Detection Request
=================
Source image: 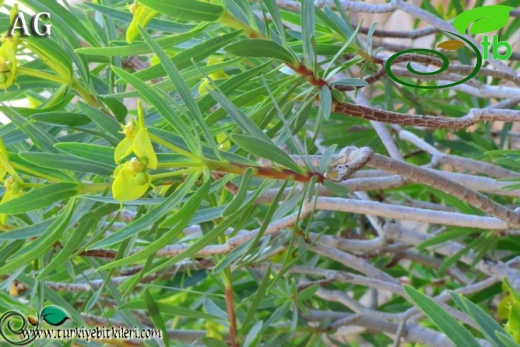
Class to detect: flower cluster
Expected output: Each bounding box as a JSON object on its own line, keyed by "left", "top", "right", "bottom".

{"left": 0, "top": 137, "right": 22, "bottom": 225}
{"left": 126, "top": 1, "right": 158, "bottom": 44}
{"left": 112, "top": 100, "right": 157, "bottom": 201}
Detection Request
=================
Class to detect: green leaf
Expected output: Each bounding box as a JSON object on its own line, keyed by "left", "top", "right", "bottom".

{"left": 0, "top": 183, "right": 79, "bottom": 214}
{"left": 242, "top": 265, "right": 272, "bottom": 330}
{"left": 85, "top": 3, "right": 196, "bottom": 33}
{"left": 403, "top": 286, "right": 481, "bottom": 347}
{"left": 439, "top": 234, "right": 487, "bottom": 273}
{"left": 120, "top": 301, "right": 219, "bottom": 320}
{"left": 450, "top": 292, "right": 508, "bottom": 347}
{"left": 24, "top": 36, "right": 73, "bottom": 78}
{"left": 417, "top": 229, "right": 476, "bottom": 250}
{"left": 19, "top": 152, "right": 114, "bottom": 176}
{"left": 330, "top": 79, "right": 369, "bottom": 88}
{"left": 149, "top": 205, "right": 243, "bottom": 274}
{"left": 138, "top": 0, "right": 224, "bottom": 22}
{"left": 201, "top": 337, "right": 228, "bottom": 347}
{"left": 244, "top": 321, "right": 263, "bottom": 347}
{"left": 231, "top": 134, "right": 305, "bottom": 174}
{"left": 320, "top": 85, "right": 332, "bottom": 120}
{"left": 31, "top": 112, "right": 91, "bottom": 127}
{"left": 41, "top": 306, "right": 70, "bottom": 326}
{"left": 36, "top": 219, "right": 95, "bottom": 280}
{"left": 77, "top": 102, "right": 122, "bottom": 144}
{"left": 264, "top": 0, "right": 287, "bottom": 46}
{"left": 205, "top": 88, "right": 270, "bottom": 142}
{"left": 0, "top": 218, "right": 56, "bottom": 241}
{"left": 224, "top": 39, "right": 296, "bottom": 63}
{"left": 139, "top": 26, "right": 218, "bottom": 155}
{"left": 131, "top": 31, "right": 241, "bottom": 82}
{"left": 9, "top": 153, "right": 75, "bottom": 182}
{"left": 76, "top": 24, "right": 208, "bottom": 57}
{"left": 18, "top": 274, "right": 86, "bottom": 326}
{"left": 496, "top": 332, "right": 520, "bottom": 347}
{"left": 222, "top": 167, "right": 253, "bottom": 216}
{"left": 301, "top": 0, "right": 316, "bottom": 68}
{"left": 54, "top": 143, "right": 116, "bottom": 167}
{"left": 144, "top": 290, "right": 170, "bottom": 347}
{"left": 0, "top": 199, "right": 76, "bottom": 276}
{"left": 2, "top": 106, "right": 57, "bottom": 153}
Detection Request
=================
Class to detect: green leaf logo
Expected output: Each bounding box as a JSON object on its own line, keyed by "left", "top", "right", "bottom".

{"left": 41, "top": 306, "right": 69, "bottom": 326}
{"left": 453, "top": 5, "right": 514, "bottom": 35}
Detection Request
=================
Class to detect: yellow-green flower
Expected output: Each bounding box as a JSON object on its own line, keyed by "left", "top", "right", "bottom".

{"left": 0, "top": 136, "right": 18, "bottom": 182}
{"left": 126, "top": 1, "right": 158, "bottom": 44}
{"left": 112, "top": 157, "right": 151, "bottom": 201}
{"left": 0, "top": 4, "right": 21, "bottom": 89}
{"left": 112, "top": 100, "right": 157, "bottom": 201}
{"left": 114, "top": 116, "right": 157, "bottom": 169}
{"left": 132, "top": 124, "right": 157, "bottom": 169}
{"left": 0, "top": 176, "right": 23, "bottom": 224}
{"left": 0, "top": 30, "right": 19, "bottom": 90}
{"left": 114, "top": 119, "right": 139, "bottom": 163}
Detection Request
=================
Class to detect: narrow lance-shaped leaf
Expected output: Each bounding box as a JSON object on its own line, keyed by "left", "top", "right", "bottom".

{"left": 320, "top": 85, "right": 332, "bottom": 121}
{"left": 205, "top": 88, "right": 270, "bottom": 142}
{"left": 450, "top": 292, "right": 508, "bottom": 347}
{"left": 138, "top": 0, "right": 224, "bottom": 22}
{"left": 144, "top": 290, "right": 170, "bottom": 347}
{"left": 222, "top": 167, "right": 253, "bottom": 216}
{"left": 75, "top": 23, "right": 208, "bottom": 57}
{"left": 0, "top": 198, "right": 76, "bottom": 276}
{"left": 54, "top": 143, "right": 115, "bottom": 167}
{"left": 131, "top": 31, "right": 241, "bottom": 82}
{"left": 224, "top": 39, "right": 297, "bottom": 64}
{"left": 301, "top": 0, "right": 316, "bottom": 68}
{"left": 403, "top": 285, "right": 481, "bottom": 347}
{"left": 231, "top": 134, "right": 305, "bottom": 175}
{"left": 0, "top": 183, "right": 79, "bottom": 214}
{"left": 139, "top": 26, "right": 219, "bottom": 156}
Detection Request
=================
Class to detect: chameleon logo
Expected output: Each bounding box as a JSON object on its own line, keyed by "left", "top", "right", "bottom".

{"left": 385, "top": 5, "right": 514, "bottom": 89}
{"left": 0, "top": 306, "right": 69, "bottom": 345}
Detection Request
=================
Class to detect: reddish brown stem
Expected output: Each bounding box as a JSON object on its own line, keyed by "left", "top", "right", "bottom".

{"left": 332, "top": 101, "right": 476, "bottom": 129}
{"left": 225, "top": 285, "right": 239, "bottom": 347}
{"left": 286, "top": 62, "right": 329, "bottom": 88}
{"left": 207, "top": 159, "right": 325, "bottom": 183}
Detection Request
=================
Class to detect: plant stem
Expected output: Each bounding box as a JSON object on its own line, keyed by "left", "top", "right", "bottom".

{"left": 224, "top": 273, "right": 239, "bottom": 347}
{"left": 218, "top": 231, "right": 239, "bottom": 347}
{"left": 203, "top": 159, "right": 325, "bottom": 183}
{"left": 17, "top": 67, "right": 69, "bottom": 84}
{"left": 71, "top": 79, "right": 103, "bottom": 108}
{"left": 149, "top": 134, "right": 201, "bottom": 161}
{"left": 11, "top": 163, "right": 60, "bottom": 182}
{"left": 79, "top": 182, "right": 111, "bottom": 194}
{"left": 219, "top": 11, "right": 264, "bottom": 39}
{"left": 150, "top": 169, "right": 199, "bottom": 179}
